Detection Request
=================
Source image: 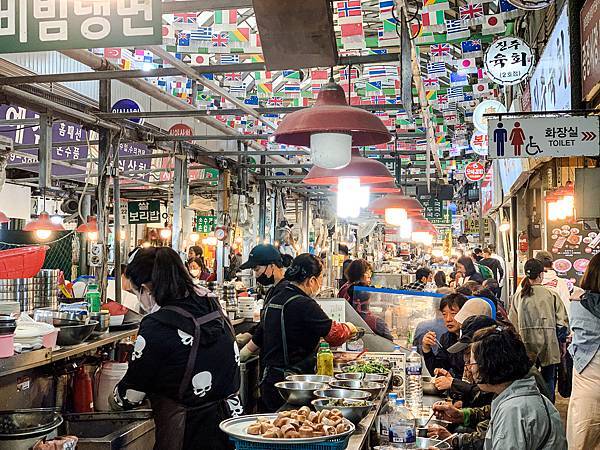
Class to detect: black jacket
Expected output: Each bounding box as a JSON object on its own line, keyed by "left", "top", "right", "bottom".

{"left": 480, "top": 257, "right": 504, "bottom": 281}
{"left": 422, "top": 331, "right": 465, "bottom": 378}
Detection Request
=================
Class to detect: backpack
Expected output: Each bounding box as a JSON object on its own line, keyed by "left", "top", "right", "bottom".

{"left": 476, "top": 263, "right": 494, "bottom": 280}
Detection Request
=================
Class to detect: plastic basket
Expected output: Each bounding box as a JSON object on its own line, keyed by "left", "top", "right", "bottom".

{"left": 0, "top": 246, "right": 48, "bottom": 279}
{"left": 230, "top": 435, "right": 350, "bottom": 450}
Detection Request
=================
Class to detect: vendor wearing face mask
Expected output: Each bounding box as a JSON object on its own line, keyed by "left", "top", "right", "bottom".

{"left": 258, "top": 253, "right": 359, "bottom": 412}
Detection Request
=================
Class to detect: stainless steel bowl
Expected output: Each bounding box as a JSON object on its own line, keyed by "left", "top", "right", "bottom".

{"left": 0, "top": 408, "right": 63, "bottom": 450}
{"left": 312, "top": 389, "right": 371, "bottom": 401}
{"left": 335, "top": 373, "right": 387, "bottom": 383}
{"left": 328, "top": 380, "right": 385, "bottom": 398}
{"left": 285, "top": 374, "right": 332, "bottom": 384}
{"left": 56, "top": 321, "right": 98, "bottom": 346}
{"left": 89, "top": 311, "right": 110, "bottom": 334}
{"left": 422, "top": 376, "right": 444, "bottom": 396}
{"left": 34, "top": 309, "right": 87, "bottom": 327}
{"left": 311, "top": 398, "right": 372, "bottom": 424}
{"left": 274, "top": 381, "right": 328, "bottom": 406}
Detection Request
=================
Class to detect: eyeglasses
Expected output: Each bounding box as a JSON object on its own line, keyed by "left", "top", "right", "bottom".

{"left": 464, "top": 361, "right": 478, "bottom": 368}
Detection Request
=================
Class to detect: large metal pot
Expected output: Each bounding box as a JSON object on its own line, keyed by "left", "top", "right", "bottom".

{"left": 0, "top": 409, "right": 62, "bottom": 450}
{"left": 274, "top": 381, "right": 328, "bottom": 406}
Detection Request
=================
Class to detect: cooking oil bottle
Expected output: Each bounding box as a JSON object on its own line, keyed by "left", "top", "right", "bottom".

{"left": 316, "top": 342, "right": 334, "bottom": 376}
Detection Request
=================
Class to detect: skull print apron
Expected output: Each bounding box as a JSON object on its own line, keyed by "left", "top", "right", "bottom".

{"left": 149, "top": 306, "right": 236, "bottom": 450}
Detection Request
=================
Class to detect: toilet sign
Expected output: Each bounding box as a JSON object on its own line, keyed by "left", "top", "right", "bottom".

{"left": 487, "top": 116, "right": 600, "bottom": 159}
{"left": 465, "top": 161, "right": 486, "bottom": 182}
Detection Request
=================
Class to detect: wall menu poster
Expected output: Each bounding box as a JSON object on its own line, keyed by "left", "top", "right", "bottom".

{"left": 547, "top": 221, "right": 600, "bottom": 284}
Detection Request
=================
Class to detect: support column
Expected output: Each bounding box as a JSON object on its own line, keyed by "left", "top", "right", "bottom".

{"left": 38, "top": 113, "right": 52, "bottom": 191}
{"left": 479, "top": 186, "right": 485, "bottom": 246}
{"left": 258, "top": 156, "right": 267, "bottom": 241}
{"left": 172, "top": 143, "right": 188, "bottom": 253}
{"left": 216, "top": 169, "right": 230, "bottom": 283}
{"left": 112, "top": 135, "right": 122, "bottom": 304}
{"left": 97, "top": 79, "right": 112, "bottom": 302}
{"left": 302, "top": 196, "right": 310, "bottom": 252}
{"left": 511, "top": 196, "right": 518, "bottom": 295}
{"left": 78, "top": 194, "right": 91, "bottom": 276}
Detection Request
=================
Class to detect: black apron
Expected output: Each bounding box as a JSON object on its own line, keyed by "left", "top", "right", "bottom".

{"left": 260, "top": 295, "right": 319, "bottom": 411}
{"left": 149, "top": 306, "right": 235, "bottom": 450}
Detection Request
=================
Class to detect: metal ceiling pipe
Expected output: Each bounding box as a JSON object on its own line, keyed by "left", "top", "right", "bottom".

{"left": 60, "top": 49, "right": 291, "bottom": 165}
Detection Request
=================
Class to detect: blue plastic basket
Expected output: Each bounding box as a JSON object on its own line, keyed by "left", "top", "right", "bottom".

{"left": 230, "top": 435, "right": 351, "bottom": 450}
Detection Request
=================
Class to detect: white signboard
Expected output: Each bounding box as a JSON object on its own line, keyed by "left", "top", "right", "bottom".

{"left": 530, "top": 6, "right": 571, "bottom": 111}
{"left": 484, "top": 37, "right": 534, "bottom": 86}
{"left": 488, "top": 116, "right": 600, "bottom": 159}
{"left": 470, "top": 130, "right": 489, "bottom": 155}
{"left": 474, "top": 100, "right": 507, "bottom": 133}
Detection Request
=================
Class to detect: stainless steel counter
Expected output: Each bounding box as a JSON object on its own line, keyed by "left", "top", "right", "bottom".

{"left": 0, "top": 329, "right": 138, "bottom": 377}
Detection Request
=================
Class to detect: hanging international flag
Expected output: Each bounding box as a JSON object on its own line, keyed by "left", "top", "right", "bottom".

{"left": 427, "top": 61, "right": 446, "bottom": 76}
{"left": 437, "top": 93, "right": 448, "bottom": 104}
{"left": 311, "top": 69, "right": 329, "bottom": 81}
{"left": 455, "top": 123, "right": 467, "bottom": 133}
{"left": 214, "top": 9, "right": 238, "bottom": 31}
{"left": 379, "top": 0, "right": 395, "bottom": 14}
{"left": 212, "top": 32, "right": 229, "bottom": 47}
{"left": 472, "top": 82, "right": 490, "bottom": 95}
{"left": 283, "top": 84, "right": 301, "bottom": 96}
{"left": 423, "top": 76, "right": 440, "bottom": 88}
{"left": 219, "top": 54, "right": 240, "bottom": 64}
{"left": 422, "top": 0, "right": 450, "bottom": 12}
{"left": 190, "top": 27, "right": 213, "bottom": 40}
{"left": 421, "top": 11, "right": 445, "bottom": 29}
{"left": 445, "top": 19, "right": 470, "bottom": 40}
{"left": 482, "top": 14, "right": 505, "bottom": 34}
{"left": 340, "top": 22, "right": 364, "bottom": 38}
{"left": 283, "top": 70, "right": 301, "bottom": 80}
{"left": 448, "top": 86, "right": 464, "bottom": 102}
{"left": 244, "top": 95, "right": 259, "bottom": 105}
{"left": 410, "top": 24, "right": 436, "bottom": 44}
{"left": 336, "top": 1, "right": 363, "bottom": 22}
{"left": 456, "top": 57, "right": 477, "bottom": 73}
{"left": 430, "top": 43, "right": 452, "bottom": 59}
{"left": 426, "top": 90, "right": 439, "bottom": 102}
{"left": 443, "top": 111, "right": 459, "bottom": 125}
{"left": 229, "top": 28, "right": 250, "bottom": 47}
{"left": 188, "top": 54, "right": 210, "bottom": 66}
{"left": 461, "top": 39, "right": 482, "bottom": 56}
{"left": 449, "top": 71, "right": 469, "bottom": 86}
{"left": 229, "top": 83, "right": 247, "bottom": 97}
{"left": 459, "top": 3, "right": 484, "bottom": 22}
{"left": 177, "top": 32, "right": 190, "bottom": 47}
{"left": 267, "top": 97, "right": 284, "bottom": 107}
{"left": 380, "top": 16, "right": 399, "bottom": 38}
{"left": 365, "top": 81, "right": 383, "bottom": 94}
{"left": 498, "top": 0, "right": 520, "bottom": 18}
{"left": 224, "top": 72, "right": 242, "bottom": 83}
{"left": 174, "top": 13, "right": 198, "bottom": 30}
{"left": 340, "top": 67, "right": 359, "bottom": 80}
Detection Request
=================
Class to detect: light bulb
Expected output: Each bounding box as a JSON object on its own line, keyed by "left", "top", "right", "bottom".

{"left": 35, "top": 229, "right": 52, "bottom": 240}
{"left": 358, "top": 185, "right": 370, "bottom": 208}
{"left": 141, "top": 241, "right": 151, "bottom": 248}
{"left": 190, "top": 232, "right": 200, "bottom": 243}
{"left": 337, "top": 177, "right": 361, "bottom": 218}
{"left": 160, "top": 228, "right": 172, "bottom": 240}
{"left": 499, "top": 222, "right": 511, "bottom": 232}
{"left": 87, "top": 231, "right": 98, "bottom": 241}
{"left": 384, "top": 208, "right": 407, "bottom": 226}
{"left": 400, "top": 220, "right": 412, "bottom": 240}
{"left": 50, "top": 215, "right": 63, "bottom": 225}
{"left": 310, "top": 133, "right": 352, "bottom": 169}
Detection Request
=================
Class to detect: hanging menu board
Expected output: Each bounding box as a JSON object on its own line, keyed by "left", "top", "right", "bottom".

{"left": 547, "top": 221, "right": 600, "bottom": 284}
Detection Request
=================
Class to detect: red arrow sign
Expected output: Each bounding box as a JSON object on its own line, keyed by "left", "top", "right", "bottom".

{"left": 582, "top": 131, "right": 597, "bottom": 141}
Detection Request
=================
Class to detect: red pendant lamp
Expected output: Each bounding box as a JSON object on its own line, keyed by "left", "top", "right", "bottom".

{"left": 274, "top": 80, "right": 392, "bottom": 169}
{"left": 0, "top": 211, "right": 8, "bottom": 223}
{"left": 368, "top": 195, "right": 424, "bottom": 215}
{"left": 76, "top": 216, "right": 98, "bottom": 240}
{"left": 23, "top": 212, "right": 65, "bottom": 232}
{"left": 303, "top": 148, "right": 394, "bottom": 185}
{"left": 330, "top": 180, "right": 402, "bottom": 194}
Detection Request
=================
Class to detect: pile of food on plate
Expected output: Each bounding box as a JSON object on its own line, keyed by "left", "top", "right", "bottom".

{"left": 344, "top": 361, "right": 390, "bottom": 374}
{"left": 246, "top": 406, "right": 351, "bottom": 439}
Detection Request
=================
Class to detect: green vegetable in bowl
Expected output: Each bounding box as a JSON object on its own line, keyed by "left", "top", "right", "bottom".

{"left": 326, "top": 398, "right": 369, "bottom": 407}
{"left": 344, "top": 361, "right": 390, "bottom": 374}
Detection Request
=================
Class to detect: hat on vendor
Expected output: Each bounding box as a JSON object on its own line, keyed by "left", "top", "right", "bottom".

{"left": 240, "top": 244, "right": 284, "bottom": 270}
{"left": 447, "top": 315, "right": 497, "bottom": 353}
{"left": 454, "top": 297, "right": 493, "bottom": 325}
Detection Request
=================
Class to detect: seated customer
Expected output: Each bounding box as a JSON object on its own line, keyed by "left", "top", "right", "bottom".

{"left": 422, "top": 293, "right": 468, "bottom": 378}
{"left": 349, "top": 288, "right": 394, "bottom": 341}
{"left": 337, "top": 259, "right": 372, "bottom": 301}
{"left": 431, "top": 326, "right": 567, "bottom": 450}
{"left": 403, "top": 267, "right": 433, "bottom": 291}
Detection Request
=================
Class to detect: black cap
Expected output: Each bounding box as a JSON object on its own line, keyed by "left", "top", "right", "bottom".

{"left": 447, "top": 315, "right": 497, "bottom": 353}
{"left": 240, "top": 244, "right": 283, "bottom": 270}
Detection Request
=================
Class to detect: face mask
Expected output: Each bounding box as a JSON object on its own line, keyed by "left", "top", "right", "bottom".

{"left": 137, "top": 286, "right": 159, "bottom": 314}
{"left": 256, "top": 272, "right": 275, "bottom": 286}
{"left": 311, "top": 278, "right": 322, "bottom": 297}
{"left": 190, "top": 269, "right": 200, "bottom": 278}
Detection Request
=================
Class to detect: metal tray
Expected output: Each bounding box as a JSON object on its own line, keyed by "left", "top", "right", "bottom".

{"left": 219, "top": 414, "right": 355, "bottom": 445}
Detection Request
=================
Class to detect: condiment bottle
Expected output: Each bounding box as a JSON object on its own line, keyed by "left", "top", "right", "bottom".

{"left": 86, "top": 284, "right": 101, "bottom": 313}
{"left": 316, "top": 342, "right": 334, "bottom": 376}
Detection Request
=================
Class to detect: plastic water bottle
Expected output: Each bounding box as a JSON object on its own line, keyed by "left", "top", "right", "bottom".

{"left": 405, "top": 346, "right": 423, "bottom": 412}
{"left": 378, "top": 393, "right": 398, "bottom": 444}
{"left": 388, "top": 398, "right": 416, "bottom": 448}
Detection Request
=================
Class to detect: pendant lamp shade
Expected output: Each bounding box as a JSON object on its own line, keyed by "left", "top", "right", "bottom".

{"left": 0, "top": 211, "right": 8, "bottom": 223}
{"left": 274, "top": 81, "right": 392, "bottom": 169}
{"left": 303, "top": 148, "right": 394, "bottom": 185}
{"left": 330, "top": 180, "right": 402, "bottom": 194}
{"left": 76, "top": 216, "right": 98, "bottom": 234}
{"left": 23, "top": 212, "right": 65, "bottom": 232}
{"left": 368, "top": 195, "right": 423, "bottom": 215}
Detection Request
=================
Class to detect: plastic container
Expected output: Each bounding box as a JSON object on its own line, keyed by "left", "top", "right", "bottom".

{"left": 389, "top": 398, "right": 416, "bottom": 448}
{"left": 228, "top": 436, "right": 351, "bottom": 450}
{"left": 0, "top": 246, "right": 48, "bottom": 280}
{"left": 73, "top": 366, "right": 94, "bottom": 413}
{"left": 0, "top": 333, "right": 14, "bottom": 357}
{"left": 316, "top": 342, "right": 334, "bottom": 377}
{"left": 94, "top": 362, "right": 128, "bottom": 411}
{"left": 42, "top": 329, "right": 58, "bottom": 349}
{"left": 86, "top": 284, "right": 101, "bottom": 313}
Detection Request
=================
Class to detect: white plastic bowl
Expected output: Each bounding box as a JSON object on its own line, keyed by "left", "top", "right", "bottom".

{"left": 109, "top": 315, "right": 125, "bottom": 327}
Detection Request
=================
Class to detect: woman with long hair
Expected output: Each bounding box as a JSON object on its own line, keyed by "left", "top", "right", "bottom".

{"left": 508, "top": 258, "right": 569, "bottom": 402}
{"left": 259, "top": 253, "right": 358, "bottom": 411}
{"left": 114, "top": 247, "right": 240, "bottom": 449}
{"left": 456, "top": 256, "right": 484, "bottom": 284}
{"left": 567, "top": 252, "right": 600, "bottom": 449}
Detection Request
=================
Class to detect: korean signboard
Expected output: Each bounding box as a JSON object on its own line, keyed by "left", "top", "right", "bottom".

{"left": 484, "top": 37, "right": 534, "bottom": 86}
{"left": 422, "top": 198, "right": 451, "bottom": 226}
{"left": 464, "top": 161, "right": 486, "bottom": 182}
{"left": 480, "top": 166, "right": 494, "bottom": 216}
{"left": 0, "top": 104, "right": 89, "bottom": 176}
{"left": 470, "top": 131, "right": 488, "bottom": 156}
{"left": 531, "top": 6, "right": 571, "bottom": 111}
{"left": 581, "top": 0, "right": 600, "bottom": 101}
{"left": 118, "top": 142, "right": 152, "bottom": 182}
{"left": 0, "top": 0, "right": 162, "bottom": 54}
{"left": 547, "top": 221, "right": 600, "bottom": 284}
{"left": 127, "top": 200, "right": 161, "bottom": 225}
{"left": 487, "top": 116, "right": 600, "bottom": 159}
{"left": 196, "top": 215, "right": 216, "bottom": 233}
{"left": 464, "top": 216, "right": 490, "bottom": 235}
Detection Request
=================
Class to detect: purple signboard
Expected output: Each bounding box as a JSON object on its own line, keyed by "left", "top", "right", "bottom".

{"left": 117, "top": 142, "right": 152, "bottom": 183}
{"left": 1, "top": 104, "right": 89, "bottom": 177}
